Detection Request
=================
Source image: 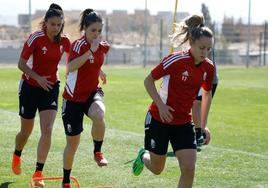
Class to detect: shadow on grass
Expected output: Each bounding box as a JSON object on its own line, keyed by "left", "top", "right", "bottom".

{"left": 124, "top": 151, "right": 176, "bottom": 164}
{"left": 0, "top": 182, "right": 14, "bottom": 188}
{"left": 167, "top": 151, "right": 175, "bottom": 157}
{"left": 124, "top": 159, "right": 135, "bottom": 164}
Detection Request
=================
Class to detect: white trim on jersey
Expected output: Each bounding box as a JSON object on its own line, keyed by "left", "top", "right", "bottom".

{"left": 159, "top": 75, "right": 170, "bottom": 104}
{"left": 26, "top": 55, "right": 33, "bottom": 69}
{"left": 23, "top": 55, "right": 33, "bottom": 80}
{"left": 197, "top": 87, "right": 203, "bottom": 97}
{"left": 18, "top": 79, "right": 24, "bottom": 96}
{"left": 65, "top": 70, "right": 78, "bottom": 98}
{"left": 163, "top": 53, "right": 190, "bottom": 69}
{"left": 73, "top": 38, "right": 87, "bottom": 53}
{"left": 145, "top": 112, "right": 152, "bottom": 126}
{"left": 27, "top": 31, "right": 45, "bottom": 47}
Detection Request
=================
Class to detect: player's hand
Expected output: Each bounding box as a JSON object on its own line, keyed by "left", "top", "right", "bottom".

{"left": 202, "top": 127, "right": 211, "bottom": 145}
{"left": 36, "top": 75, "right": 53, "bottom": 91}
{"left": 90, "top": 36, "right": 102, "bottom": 53}
{"left": 99, "top": 70, "right": 107, "bottom": 84}
{"left": 157, "top": 103, "right": 174, "bottom": 123}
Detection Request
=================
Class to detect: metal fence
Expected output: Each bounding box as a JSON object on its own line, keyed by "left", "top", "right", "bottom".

{"left": 1, "top": 19, "right": 267, "bottom": 67}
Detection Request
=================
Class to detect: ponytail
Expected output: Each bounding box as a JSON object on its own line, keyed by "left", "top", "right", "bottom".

{"left": 170, "top": 14, "right": 213, "bottom": 47}
{"left": 40, "top": 3, "right": 64, "bottom": 43}
{"left": 79, "top": 9, "right": 102, "bottom": 32}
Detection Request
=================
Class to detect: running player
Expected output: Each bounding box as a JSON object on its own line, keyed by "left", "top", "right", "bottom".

{"left": 61, "top": 8, "right": 109, "bottom": 188}
{"left": 132, "top": 14, "right": 215, "bottom": 188}
{"left": 12, "top": 3, "right": 70, "bottom": 187}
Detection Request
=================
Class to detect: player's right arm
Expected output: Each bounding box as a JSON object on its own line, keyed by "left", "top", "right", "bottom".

{"left": 144, "top": 74, "right": 174, "bottom": 123}
{"left": 18, "top": 58, "right": 53, "bottom": 91}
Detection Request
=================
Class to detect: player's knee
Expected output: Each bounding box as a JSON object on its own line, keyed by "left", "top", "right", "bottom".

{"left": 180, "top": 164, "right": 195, "bottom": 175}
{"left": 91, "top": 109, "right": 105, "bottom": 123}
{"left": 19, "top": 131, "right": 31, "bottom": 139}
{"left": 66, "top": 142, "right": 79, "bottom": 154}
{"left": 41, "top": 125, "right": 53, "bottom": 137}
{"left": 151, "top": 166, "right": 164, "bottom": 175}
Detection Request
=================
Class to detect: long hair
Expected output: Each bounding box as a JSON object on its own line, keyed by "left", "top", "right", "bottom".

{"left": 79, "top": 9, "right": 103, "bottom": 32}
{"left": 170, "top": 14, "right": 213, "bottom": 48}
{"left": 39, "top": 3, "right": 64, "bottom": 43}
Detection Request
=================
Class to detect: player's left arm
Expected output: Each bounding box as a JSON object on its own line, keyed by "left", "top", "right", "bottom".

{"left": 200, "top": 89, "right": 212, "bottom": 145}
{"left": 99, "top": 69, "right": 107, "bottom": 85}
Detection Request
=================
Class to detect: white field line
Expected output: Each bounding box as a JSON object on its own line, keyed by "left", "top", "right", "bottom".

{"left": 1, "top": 108, "right": 267, "bottom": 160}
{"left": 207, "top": 146, "right": 268, "bottom": 159}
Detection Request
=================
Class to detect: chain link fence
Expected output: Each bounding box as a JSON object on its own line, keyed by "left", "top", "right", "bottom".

{"left": 0, "top": 12, "right": 267, "bottom": 66}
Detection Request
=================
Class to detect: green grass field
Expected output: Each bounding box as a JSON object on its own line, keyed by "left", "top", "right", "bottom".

{"left": 0, "top": 65, "right": 268, "bottom": 188}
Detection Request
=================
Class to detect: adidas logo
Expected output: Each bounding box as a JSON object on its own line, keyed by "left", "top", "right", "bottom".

{"left": 182, "top": 70, "right": 189, "bottom": 76}
{"left": 51, "top": 101, "right": 57, "bottom": 106}
{"left": 181, "top": 70, "right": 189, "bottom": 81}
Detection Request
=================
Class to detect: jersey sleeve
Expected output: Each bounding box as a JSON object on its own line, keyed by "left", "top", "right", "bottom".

{"left": 20, "top": 34, "right": 36, "bottom": 60}
{"left": 201, "top": 61, "right": 215, "bottom": 91}
{"left": 62, "top": 36, "right": 71, "bottom": 53}
{"left": 68, "top": 43, "right": 78, "bottom": 62}
{"left": 68, "top": 40, "right": 86, "bottom": 62}
{"left": 151, "top": 54, "right": 178, "bottom": 80}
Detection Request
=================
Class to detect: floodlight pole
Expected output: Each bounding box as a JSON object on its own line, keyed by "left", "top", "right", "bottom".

{"left": 159, "top": 19, "right": 163, "bottom": 61}
{"left": 143, "top": 0, "right": 148, "bottom": 67}
{"left": 29, "top": 0, "right": 32, "bottom": 33}
{"left": 105, "top": 18, "right": 109, "bottom": 64}
{"left": 264, "top": 21, "right": 267, "bottom": 66}
{"left": 246, "top": 0, "right": 251, "bottom": 68}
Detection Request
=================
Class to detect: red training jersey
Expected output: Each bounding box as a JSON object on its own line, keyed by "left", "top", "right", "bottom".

{"left": 63, "top": 36, "right": 110, "bottom": 102}
{"left": 149, "top": 49, "right": 215, "bottom": 125}
{"left": 20, "top": 30, "right": 71, "bottom": 86}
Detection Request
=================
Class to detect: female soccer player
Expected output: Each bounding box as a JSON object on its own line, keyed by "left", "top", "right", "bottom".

{"left": 61, "top": 8, "right": 109, "bottom": 188}
{"left": 132, "top": 14, "right": 215, "bottom": 188}
{"left": 12, "top": 3, "right": 70, "bottom": 187}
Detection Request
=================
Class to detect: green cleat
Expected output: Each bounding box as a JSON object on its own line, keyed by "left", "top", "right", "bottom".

{"left": 132, "top": 148, "right": 146, "bottom": 176}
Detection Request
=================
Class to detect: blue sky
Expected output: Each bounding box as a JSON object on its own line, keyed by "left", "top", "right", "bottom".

{"left": 0, "top": 0, "right": 266, "bottom": 25}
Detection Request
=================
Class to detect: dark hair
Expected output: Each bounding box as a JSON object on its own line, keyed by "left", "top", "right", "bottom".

{"left": 40, "top": 3, "right": 64, "bottom": 43}
{"left": 171, "top": 14, "right": 213, "bottom": 47}
{"left": 79, "top": 9, "right": 103, "bottom": 32}
{"left": 49, "top": 3, "right": 63, "bottom": 11}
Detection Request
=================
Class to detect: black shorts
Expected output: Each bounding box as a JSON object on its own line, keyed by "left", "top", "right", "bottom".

{"left": 196, "top": 83, "right": 218, "bottom": 101}
{"left": 19, "top": 80, "right": 60, "bottom": 119}
{"left": 144, "top": 112, "right": 196, "bottom": 155}
{"left": 62, "top": 88, "right": 104, "bottom": 136}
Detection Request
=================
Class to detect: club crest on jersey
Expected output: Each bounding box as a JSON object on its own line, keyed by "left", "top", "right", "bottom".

{"left": 60, "top": 45, "right": 63, "bottom": 53}
{"left": 181, "top": 70, "right": 189, "bottom": 81}
{"left": 203, "top": 72, "right": 207, "bottom": 81}
{"left": 42, "top": 46, "right": 47, "bottom": 54}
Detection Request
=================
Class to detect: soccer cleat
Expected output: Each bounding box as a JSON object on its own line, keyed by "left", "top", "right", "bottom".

{"left": 32, "top": 171, "right": 45, "bottom": 187}
{"left": 12, "top": 154, "right": 22, "bottom": 175}
{"left": 62, "top": 183, "right": 71, "bottom": 188}
{"left": 132, "top": 148, "right": 146, "bottom": 176}
{"left": 94, "top": 152, "right": 108, "bottom": 167}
